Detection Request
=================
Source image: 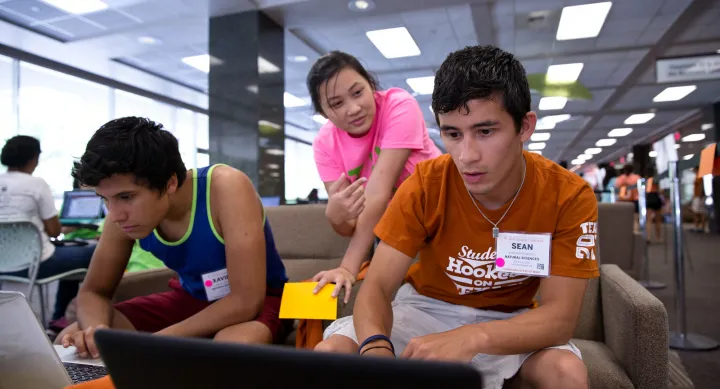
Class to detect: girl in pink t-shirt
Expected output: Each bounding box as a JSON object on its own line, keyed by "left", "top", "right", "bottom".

{"left": 308, "top": 51, "right": 441, "bottom": 301}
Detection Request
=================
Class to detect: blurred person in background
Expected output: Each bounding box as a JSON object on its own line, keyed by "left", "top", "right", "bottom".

{"left": 644, "top": 167, "right": 664, "bottom": 242}
{"left": 0, "top": 135, "right": 95, "bottom": 337}
{"left": 307, "top": 51, "right": 442, "bottom": 302}
{"left": 615, "top": 164, "right": 641, "bottom": 231}
{"left": 691, "top": 166, "right": 708, "bottom": 233}
{"left": 600, "top": 164, "right": 618, "bottom": 203}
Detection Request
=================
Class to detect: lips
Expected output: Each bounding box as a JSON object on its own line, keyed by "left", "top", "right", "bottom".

{"left": 462, "top": 172, "right": 487, "bottom": 184}
{"left": 350, "top": 116, "right": 365, "bottom": 127}
{"left": 121, "top": 225, "right": 137, "bottom": 233}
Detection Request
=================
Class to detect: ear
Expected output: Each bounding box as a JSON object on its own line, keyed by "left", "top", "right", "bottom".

{"left": 166, "top": 174, "right": 179, "bottom": 195}
{"left": 519, "top": 112, "right": 537, "bottom": 143}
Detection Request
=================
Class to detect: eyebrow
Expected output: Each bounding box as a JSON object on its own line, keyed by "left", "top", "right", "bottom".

{"left": 327, "top": 82, "right": 361, "bottom": 102}
{"left": 440, "top": 120, "right": 500, "bottom": 131}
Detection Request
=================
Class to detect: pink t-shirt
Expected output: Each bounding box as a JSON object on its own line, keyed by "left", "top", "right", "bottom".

{"left": 313, "top": 88, "right": 442, "bottom": 191}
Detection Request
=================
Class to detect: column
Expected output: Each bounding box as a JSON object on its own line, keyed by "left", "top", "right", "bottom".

{"left": 632, "top": 144, "right": 652, "bottom": 176}
{"left": 208, "top": 10, "right": 285, "bottom": 202}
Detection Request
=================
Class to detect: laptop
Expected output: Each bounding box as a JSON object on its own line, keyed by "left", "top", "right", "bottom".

{"left": 59, "top": 190, "right": 104, "bottom": 227}
{"left": 0, "top": 291, "right": 108, "bottom": 388}
{"left": 95, "top": 329, "right": 483, "bottom": 389}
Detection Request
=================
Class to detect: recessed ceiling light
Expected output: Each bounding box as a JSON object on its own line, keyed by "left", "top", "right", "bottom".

{"left": 596, "top": 138, "right": 616, "bottom": 147}
{"left": 556, "top": 2, "right": 612, "bottom": 41}
{"left": 608, "top": 128, "right": 633, "bottom": 137}
{"left": 406, "top": 76, "right": 435, "bottom": 95}
{"left": 259, "top": 120, "right": 281, "bottom": 130}
{"left": 266, "top": 148, "right": 285, "bottom": 156}
{"left": 701, "top": 123, "right": 714, "bottom": 131}
{"left": 571, "top": 159, "right": 584, "bottom": 165}
{"left": 530, "top": 150, "right": 542, "bottom": 155}
{"left": 585, "top": 148, "right": 602, "bottom": 155}
{"left": 653, "top": 85, "right": 696, "bottom": 102}
{"left": 181, "top": 54, "right": 223, "bottom": 73}
{"left": 312, "top": 114, "right": 328, "bottom": 125}
{"left": 246, "top": 85, "right": 258, "bottom": 94}
{"left": 675, "top": 144, "right": 680, "bottom": 149}
{"left": 288, "top": 55, "right": 308, "bottom": 63}
{"left": 536, "top": 114, "right": 571, "bottom": 130}
{"left": 539, "top": 96, "right": 567, "bottom": 110}
{"left": 258, "top": 57, "right": 280, "bottom": 74}
{"left": 531, "top": 133, "right": 551, "bottom": 141}
{"left": 682, "top": 133, "right": 705, "bottom": 142}
{"left": 41, "top": 0, "right": 108, "bottom": 14}
{"left": 348, "top": 0, "right": 375, "bottom": 11}
{"left": 284, "top": 92, "right": 309, "bottom": 108}
{"left": 624, "top": 113, "right": 655, "bottom": 125}
{"left": 578, "top": 154, "right": 592, "bottom": 160}
{"left": 267, "top": 163, "right": 280, "bottom": 169}
{"left": 528, "top": 142, "right": 546, "bottom": 150}
{"left": 270, "top": 172, "right": 281, "bottom": 178}
{"left": 546, "top": 63, "right": 584, "bottom": 84}
{"left": 649, "top": 151, "right": 657, "bottom": 157}
{"left": 366, "top": 27, "right": 421, "bottom": 59}
{"left": 138, "top": 36, "right": 161, "bottom": 45}
{"left": 683, "top": 154, "right": 694, "bottom": 160}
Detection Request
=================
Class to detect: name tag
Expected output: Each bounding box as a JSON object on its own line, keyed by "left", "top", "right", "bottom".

{"left": 495, "top": 232, "right": 551, "bottom": 277}
{"left": 201, "top": 268, "right": 231, "bottom": 301}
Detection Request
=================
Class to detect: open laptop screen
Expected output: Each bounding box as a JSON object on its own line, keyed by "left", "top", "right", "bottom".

{"left": 60, "top": 190, "right": 103, "bottom": 221}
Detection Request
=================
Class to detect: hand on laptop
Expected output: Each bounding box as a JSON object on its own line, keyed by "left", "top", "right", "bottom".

{"left": 61, "top": 324, "right": 108, "bottom": 359}
{"left": 312, "top": 266, "right": 356, "bottom": 304}
{"left": 401, "top": 326, "right": 480, "bottom": 363}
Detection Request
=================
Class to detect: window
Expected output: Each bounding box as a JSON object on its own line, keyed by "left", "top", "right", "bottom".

{"left": 175, "top": 108, "right": 197, "bottom": 168}
{"left": 196, "top": 113, "right": 209, "bottom": 150}
{"left": 284, "top": 138, "right": 326, "bottom": 201}
{"left": 114, "top": 90, "right": 173, "bottom": 128}
{"left": 0, "top": 55, "right": 14, "bottom": 147}
{"left": 18, "top": 63, "right": 110, "bottom": 198}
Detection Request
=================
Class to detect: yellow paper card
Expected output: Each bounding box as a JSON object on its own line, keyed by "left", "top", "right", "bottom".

{"left": 279, "top": 282, "right": 337, "bottom": 320}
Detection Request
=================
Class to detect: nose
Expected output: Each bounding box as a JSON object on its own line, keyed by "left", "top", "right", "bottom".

{"left": 106, "top": 203, "right": 128, "bottom": 224}
{"left": 458, "top": 137, "right": 482, "bottom": 166}
{"left": 347, "top": 101, "right": 362, "bottom": 116}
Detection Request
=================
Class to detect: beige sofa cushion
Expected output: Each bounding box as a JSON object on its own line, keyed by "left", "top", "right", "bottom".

{"left": 267, "top": 205, "right": 350, "bottom": 259}
{"left": 573, "top": 277, "right": 603, "bottom": 342}
{"left": 282, "top": 258, "right": 343, "bottom": 282}
{"left": 573, "top": 339, "right": 634, "bottom": 389}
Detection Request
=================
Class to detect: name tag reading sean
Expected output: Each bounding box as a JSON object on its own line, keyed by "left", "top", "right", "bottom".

{"left": 495, "top": 232, "right": 551, "bottom": 277}
{"left": 202, "top": 268, "right": 231, "bottom": 301}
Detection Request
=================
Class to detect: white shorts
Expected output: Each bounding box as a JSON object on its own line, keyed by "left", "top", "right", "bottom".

{"left": 324, "top": 284, "right": 582, "bottom": 389}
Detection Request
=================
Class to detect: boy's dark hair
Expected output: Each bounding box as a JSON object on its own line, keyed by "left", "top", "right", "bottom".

{"left": 72, "top": 117, "right": 186, "bottom": 192}
{"left": 432, "top": 45, "right": 531, "bottom": 132}
{"left": 306, "top": 51, "right": 379, "bottom": 115}
{"left": 1, "top": 135, "right": 41, "bottom": 168}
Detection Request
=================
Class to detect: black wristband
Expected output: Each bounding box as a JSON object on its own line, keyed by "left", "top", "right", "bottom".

{"left": 358, "top": 334, "right": 394, "bottom": 355}
{"left": 360, "top": 345, "right": 395, "bottom": 356}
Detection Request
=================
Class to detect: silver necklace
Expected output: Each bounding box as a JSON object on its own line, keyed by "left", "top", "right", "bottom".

{"left": 466, "top": 158, "right": 527, "bottom": 238}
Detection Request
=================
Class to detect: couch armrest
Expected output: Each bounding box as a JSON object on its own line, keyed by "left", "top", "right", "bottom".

{"left": 600, "top": 264, "right": 668, "bottom": 389}
{"left": 632, "top": 232, "right": 647, "bottom": 278}
{"left": 112, "top": 268, "right": 176, "bottom": 303}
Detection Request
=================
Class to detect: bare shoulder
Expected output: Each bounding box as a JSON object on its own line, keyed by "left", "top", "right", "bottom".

{"left": 210, "top": 165, "right": 254, "bottom": 191}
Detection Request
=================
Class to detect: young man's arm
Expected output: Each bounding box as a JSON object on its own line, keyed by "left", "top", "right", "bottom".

{"left": 76, "top": 221, "right": 135, "bottom": 329}
{"left": 354, "top": 241, "right": 416, "bottom": 356}
{"left": 157, "top": 167, "right": 267, "bottom": 338}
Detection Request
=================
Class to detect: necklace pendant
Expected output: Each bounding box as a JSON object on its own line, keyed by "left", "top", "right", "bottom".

{"left": 492, "top": 227, "right": 499, "bottom": 238}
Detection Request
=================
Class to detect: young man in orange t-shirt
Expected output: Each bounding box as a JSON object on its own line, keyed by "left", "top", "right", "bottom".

{"left": 315, "top": 45, "right": 599, "bottom": 389}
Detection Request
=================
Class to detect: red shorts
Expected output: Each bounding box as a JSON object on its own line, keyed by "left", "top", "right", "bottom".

{"left": 114, "top": 278, "right": 292, "bottom": 343}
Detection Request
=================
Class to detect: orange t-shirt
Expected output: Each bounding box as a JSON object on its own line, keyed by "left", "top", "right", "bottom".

{"left": 373, "top": 151, "right": 600, "bottom": 311}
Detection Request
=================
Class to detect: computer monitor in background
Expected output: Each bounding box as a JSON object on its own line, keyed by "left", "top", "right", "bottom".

{"left": 59, "top": 190, "right": 104, "bottom": 225}
{"left": 261, "top": 196, "right": 281, "bottom": 207}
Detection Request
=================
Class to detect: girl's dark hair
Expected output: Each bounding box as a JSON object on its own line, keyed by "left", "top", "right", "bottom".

{"left": 306, "top": 51, "right": 379, "bottom": 115}
{"left": 1, "top": 135, "right": 41, "bottom": 168}
{"left": 621, "top": 165, "right": 635, "bottom": 175}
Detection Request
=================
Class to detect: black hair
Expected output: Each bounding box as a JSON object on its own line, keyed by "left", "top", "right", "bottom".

{"left": 72, "top": 117, "right": 186, "bottom": 193}
{"left": 621, "top": 165, "right": 635, "bottom": 175}
{"left": 306, "top": 51, "right": 379, "bottom": 115}
{"left": 432, "top": 45, "right": 531, "bottom": 132}
{"left": 602, "top": 165, "right": 618, "bottom": 189}
{"left": 1, "top": 135, "right": 41, "bottom": 168}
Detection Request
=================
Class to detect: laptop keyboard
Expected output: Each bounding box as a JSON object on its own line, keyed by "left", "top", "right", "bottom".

{"left": 64, "top": 362, "right": 108, "bottom": 383}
